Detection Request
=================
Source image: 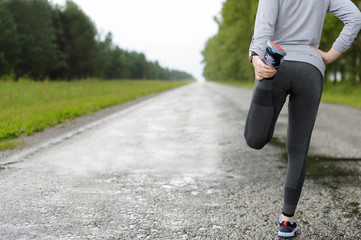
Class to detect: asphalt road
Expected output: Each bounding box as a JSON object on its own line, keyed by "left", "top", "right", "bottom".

{"left": 0, "top": 82, "right": 360, "bottom": 240}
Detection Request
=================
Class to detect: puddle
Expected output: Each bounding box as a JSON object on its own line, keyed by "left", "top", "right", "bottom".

{"left": 306, "top": 156, "right": 360, "bottom": 178}
{"left": 269, "top": 138, "right": 361, "bottom": 188}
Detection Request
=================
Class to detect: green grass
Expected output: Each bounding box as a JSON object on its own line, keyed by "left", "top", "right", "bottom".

{"left": 0, "top": 139, "right": 25, "bottom": 150}
{"left": 0, "top": 79, "right": 191, "bottom": 150}
{"left": 321, "top": 84, "right": 361, "bottom": 109}
{"left": 213, "top": 80, "right": 361, "bottom": 109}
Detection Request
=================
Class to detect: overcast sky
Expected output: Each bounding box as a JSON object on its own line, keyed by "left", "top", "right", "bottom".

{"left": 51, "top": 0, "right": 225, "bottom": 80}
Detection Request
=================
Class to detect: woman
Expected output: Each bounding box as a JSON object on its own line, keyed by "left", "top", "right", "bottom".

{"left": 244, "top": 0, "right": 361, "bottom": 238}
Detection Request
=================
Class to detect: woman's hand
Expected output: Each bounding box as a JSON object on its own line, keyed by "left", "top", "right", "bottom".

{"left": 313, "top": 47, "right": 342, "bottom": 64}
{"left": 251, "top": 55, "right": 277, "bottom": 81}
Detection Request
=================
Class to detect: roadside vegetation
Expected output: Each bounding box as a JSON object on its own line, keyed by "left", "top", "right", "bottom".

{"left": 321, "top": 83, "right": 361, "bottom": 108}
{"left": 0, "top": 79, "right": 191, "bottom": 150}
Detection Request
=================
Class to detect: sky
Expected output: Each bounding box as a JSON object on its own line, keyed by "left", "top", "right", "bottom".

{"left": 51, "top": 0, "right": 225, "bottom": 81}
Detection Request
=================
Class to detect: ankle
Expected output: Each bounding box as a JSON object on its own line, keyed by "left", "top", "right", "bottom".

{"left": 282, "top": 213, "right": 294, "bottom": 222}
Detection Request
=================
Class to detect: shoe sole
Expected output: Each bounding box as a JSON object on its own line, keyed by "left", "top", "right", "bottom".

{"left": 278, "top": 226, "right": 299, "bottom": 238}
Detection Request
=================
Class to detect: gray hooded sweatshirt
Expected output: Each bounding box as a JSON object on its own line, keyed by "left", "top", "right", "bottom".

{"left": 249, "top": 0, "right": 361, "bottom": 76}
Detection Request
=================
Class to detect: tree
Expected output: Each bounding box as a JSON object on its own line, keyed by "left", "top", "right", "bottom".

{"left": 95, "top": 32, "right": 114, "bottom": 79}
{"left": 0, "top": 3, "right": 21, "bottom": 76}
{"left": 202, "top": 0, "right": 258, "bottom": 81}
{"left": 59, "top": 0, "right": 97, "bottom": 79}
{"left": 3, "top": 0, "right": 63, "bottom": 80}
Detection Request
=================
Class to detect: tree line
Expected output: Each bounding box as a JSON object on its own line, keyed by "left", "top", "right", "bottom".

{"left": 0, "top": 0, "right": 193, "bottom": 81}
{"left": 202, "top": 0, "right": 361, "bottom": 85}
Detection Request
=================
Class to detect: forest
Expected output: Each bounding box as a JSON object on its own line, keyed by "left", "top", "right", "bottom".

{"left": 0, "top": 0, "right": 194, "bottom": 81}
{"left": 202, "top": 0, "right": 361, "bottom": 85}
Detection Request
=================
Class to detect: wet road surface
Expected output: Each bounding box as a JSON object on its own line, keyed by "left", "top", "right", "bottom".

{"left": 0, "top": 82, "right": 360, "bottom": 239}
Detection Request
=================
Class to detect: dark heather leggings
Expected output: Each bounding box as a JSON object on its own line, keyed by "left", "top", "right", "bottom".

{"left": 244, "top": 61, "right": 323, "bottom": 216}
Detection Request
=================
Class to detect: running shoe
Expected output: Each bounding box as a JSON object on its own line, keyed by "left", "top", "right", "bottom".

{"left": 278, "top": 218, "right": 299, "bottom": 238}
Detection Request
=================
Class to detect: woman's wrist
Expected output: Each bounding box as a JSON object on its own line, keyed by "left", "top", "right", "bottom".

{"left": 249, "top": 51, "right": 259, "bottom": 63}
{"left": 324, "top": 48, "right": 342, "bottom": 64}
{"left": 313, "top": 46, "right": 342, "bottom": 64}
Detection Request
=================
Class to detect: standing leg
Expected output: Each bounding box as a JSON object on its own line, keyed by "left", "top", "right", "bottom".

{"left": 282, "top": 62, "right": 323, "bottom": 217}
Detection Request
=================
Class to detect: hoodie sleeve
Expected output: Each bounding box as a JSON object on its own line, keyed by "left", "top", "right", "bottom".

{"left": 249, "top": 0, "right": 279, "bottom": 57}
{"left": 329, "top": 0, "right": 361, "bottom": 52}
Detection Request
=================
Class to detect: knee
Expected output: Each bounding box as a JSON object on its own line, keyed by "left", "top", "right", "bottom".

{"left": 244, "top": 133, "right": 267, "bottom": 150}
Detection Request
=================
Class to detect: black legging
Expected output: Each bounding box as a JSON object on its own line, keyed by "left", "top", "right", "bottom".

{"left": 244, "top": 61, "right": 323, "bottom": 216}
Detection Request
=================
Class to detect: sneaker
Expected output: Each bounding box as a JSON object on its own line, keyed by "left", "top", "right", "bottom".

{"left": 278, "top": 217, "right": 299, "bottom": 238}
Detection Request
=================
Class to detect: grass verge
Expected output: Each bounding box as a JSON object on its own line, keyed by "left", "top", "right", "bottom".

{"left": 0, "top": 139, "right": 25, "bottom": 150}
{"left": 213, "top": 80, "right": 361, "bottom": 109}
{"left": 321, "top": 84, "right": 361, "bottom": 109}
{"left": 0, "top": 79, "right": 191, "bottom": 150}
